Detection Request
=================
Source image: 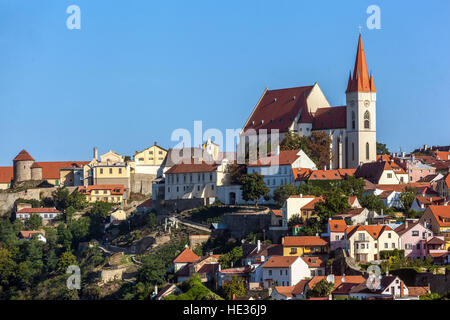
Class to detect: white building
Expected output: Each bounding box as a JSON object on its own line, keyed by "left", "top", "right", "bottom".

{"left": 240, "top": 34, "right": 377, "bottom": 170}
{"left": 16, "top": 208, "right": 62, "bottom": 221}
{"left": 261, "top": 256, "right": 311, "bottom": 288}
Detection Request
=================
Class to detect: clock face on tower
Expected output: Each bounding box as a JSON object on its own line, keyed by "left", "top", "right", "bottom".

{"left": 364, "top": 100, "right": 370, "bottom": 107}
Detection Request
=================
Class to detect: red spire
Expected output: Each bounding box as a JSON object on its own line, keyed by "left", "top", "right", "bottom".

{"left": 13, "top": 150, "right": 35, "bottom": 161}
{"left": 370, "top": 73, "right": 376, "bottom": 93}
{"left": 346, "top": 34, "right": 375, "bottom": 93}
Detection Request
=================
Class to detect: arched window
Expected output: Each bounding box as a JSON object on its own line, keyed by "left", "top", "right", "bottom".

{"left": 352, "top": 111, "right": 356, "bottom": 130}
{"left": 366, "top": 143, "right": 370, "bottom": 160}
{"left": 364, "top": 111, "right": 370, "bottom": 129}
{"left": 352, "top": 143, "right": 355, "bottom": 161}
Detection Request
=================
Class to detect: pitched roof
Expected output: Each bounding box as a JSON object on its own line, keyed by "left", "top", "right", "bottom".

{"left": 415, "top": 196, "right": 445, "bottom": 207}
{"left": 243, "top": 86, "right": 314, "bottom": 133}
{"left": 355, "top": 161, "right": 391, "bottom": 184}
{"left": 394, "top": 222, "right": 421, "bottom": 236}
{"left": 346, "top": 34, "right": 375, "bottom": 93}
{"left": 271, "top": 210, "right": 282, "bottom": 217}
{"left": 301, "top": 256, "right": 325, "bottom": 268}
{"left": 282, "top": 236, "right": 328, "bottom": 247}
{"left": 427, "top": 237, "right": 445, "bottom": 245}
{"left": 308, "top": 275, "right": 366, "bottom": 291}
{"left": 165, "top": 161, "right": 219, "bottom": 174}
{"left": 292, "top": 279, "right": 310, "bottom": 295}
{"left": 274, "top": 286, "right": 295, "bottom": 297}
{"left": 328, "top": 220, "right": 348, "bottom": 233}
{"left": 349, "top": 276, "right": 398, "bottom": 295}
{"left": 18, "top": 230, "right": 46, "bottom": 239}
{"left": 13, "top": 150, "right": 35, "bottom": 161}
{"left": 335, "top": 207, "right": 365, "bottom": 218}
{"left": 312, "top": 107, "right": 347, "bottom": 130}
{"left": 346, "top": 225, "right": 392, "bottom": 240}
{"left": 427, "top": 205, "right": 450, "bottom": 227}
{"left": 292, "top": 168, "right": 313, "bottom": 181}
{"left": 36, "top": 161, "right": 90, "bottom": 179}
{"left": 0, "top": 167, "right": 13, "bottom": 184}
{"left": 247, "top": 150, "right": 301, "bottom": 167}
{"left": 17, "top": 207, "right": 61, "bottom": 214}
{"left": 172, "top": 248, "right": 200, "bottom": 263}
{"left": 137, "top": 199, "right": 153, "bottom": 208}
{"left": 262, "top": 256, "right": 298, "bottom": 268}
{"left": 77, "top": 185, "right": 125, "bottom": 195}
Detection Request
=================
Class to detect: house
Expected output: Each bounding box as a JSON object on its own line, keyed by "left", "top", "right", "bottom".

{"left": 172, "top": 247, "right": 200, "bottom": 272}
{"left": 136, "top": 199, "right": 153, "bottom": 214}
{"left": 348, "top": 275, "right": 410, "bottom": 300}
{"left": 271, "top": 279, "right": 309, "bottom": 300}
{"left": 302, "top": 256, "right": 326, "bottom": 277}
{"left": 175, "top": 254, "right": 220, "bottom": 283}
{"left": 348, "top": 195, "right": 362, "bottom": 208}
{"left": 305, "top": 275, "right": 366, "bottom": 299}
{"left": 164, "top": 160, "right": 230, "bottom": 201}
{"left": 328, "top": 219, "right": 348, "bottom": 251}
{"left": 282, "top": 236, "right": 329, "bottom": 256}
{"left": 411, "top": 196, "right": 445, "bottom": 212}
{"left": 296, "top": 169, "right": 357, "bottom": 184}
{"left": 436, "top": 173, "right": 450, "bottom": 201}
{"left": 426, "top": 237, "right": 448, "bottom": 264}
{"left": 134, "top": 142, "right": 168, "bottom": 176}
{"left": 261, "top": 256, "right": 311, "bottom": 288}
{"left": 247, "top": 149, "right": 317, "bottom": 204}
{"left": 241, "top": 241, "right": 283, "bottom": 266}
{"left": 18, "top": 230, "right": 46, "bottom": 243}
{"left": 377, "top": 190, "right": 403, "bottom": 209}
{"left": 334, "top": 207, "right": 373, "bottom": 225}
{"left": 355, "top": 161, "right": 406, "bottom": 185}
{"left": 0, "top": 167, "right": 13, "bottom": 190}
{"left": 218, "top": 266, "right": 255, "bottom": 287}
{"left": 419, "top": 205, "right": 450, "bottom": 249}
{"left": 280, "top": 195, "right": 324, "bottom": 229}
{"left": 16, "top": 207, "right": 62, "bottom": 221}
{"left": 344, "top": 225, "right": 399, "bottom": 263}
{"left": 270, "top": 209, "right": 283, "bottom": 228}
{"left": 394, "top": 221, "right": 435, "bottom": 260}
{"left": 77, "top": 184, "right": 125, "bottom": 204}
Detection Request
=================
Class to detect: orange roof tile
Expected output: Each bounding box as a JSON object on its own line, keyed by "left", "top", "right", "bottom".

{"left": 36, "top": 161, "right": 90, "bottom": 179}
{"left": 329, "top": 220, "right": 347, "bottom": 233}
{"left": 301, "top": 256, "right": 325, "bottom": 268}
{"left": 292, "top": 168, "right": 313, "bottom": 182}
{"left": 173, "top": 248, "right": 200, "bottom": 263}
{"left": 428, "top": 205, "right": 450, "bottom": 227}
{"left": 274, "top": 286, "right": 295, "bottom": 297}
{"left": 17, "top": 208, "right": 61, "bottom": 214}
{"left": 77, "top": 184, "right": 125, "bottom": 196}
{"left": 308, "top": 275, "right": 366, "bottom": 291}
{"left": 165, "top": 161, "right": 218, "bottom": 174}
{"left": 271, "top": 209, "right": 282, "bottom": 217}
{"left": 13, "top": 150, "right": 34, "bottom": 161}
{"left": 0, "top": 167, "right": 13, "bottom": 184}
{"left": 346, "top": 225, "right": 392, "bottom": 240}
{"left": 262, "top": 256, "right": 298, "bottom": 268}
{"left": 312, "top": 107, "right": 347, "bottom": 130}
{"left": 346, "top": 35, "right": 375, "bottom": 93}
{"left": 282, "top": 236, "right": 328, "bottom": 247}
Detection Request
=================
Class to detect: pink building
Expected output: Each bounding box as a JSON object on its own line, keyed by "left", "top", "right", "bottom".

{"left": 328, "top": 219, "right": 347, "bottom": 251}
{"left": 395, "top": 222, "right": 436, "bottom": 260}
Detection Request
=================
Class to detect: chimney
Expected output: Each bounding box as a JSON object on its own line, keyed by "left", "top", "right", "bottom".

{"left": 218, "top": 264, "right": 221, "bottom": 271}
{"left": 93, "top": 147, "right": 98, "bottom": 161}
{"left": 154, "top": 141, "right": 158, "bottom": 146}
{"left": 260, "top": 255, "right": 265, "bottom": 262}
{"left": 316, "top": 233, "right": 319, "bottom": 237}
{"left": 257, "top": 240, "right": 261, "bottom": 252}
{"left": 299, "top": 194, "right": 303, "bottom": 198}
{"left": 342, "top": 274, "right": 346, "bottom": 283}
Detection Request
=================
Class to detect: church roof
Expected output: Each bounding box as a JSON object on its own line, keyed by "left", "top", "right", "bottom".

{"left": 346, "top": 34, "right": 376, "bottom": 93}
{"left": 312, "top": 106, "right": 347, "bottom": 130}
{"left": 243, "top": 86, "right": 314, "bottom": 133}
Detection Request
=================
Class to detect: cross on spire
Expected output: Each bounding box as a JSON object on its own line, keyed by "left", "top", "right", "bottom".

{"left": 358, "top": 25, "right": 363, "bottom": 34}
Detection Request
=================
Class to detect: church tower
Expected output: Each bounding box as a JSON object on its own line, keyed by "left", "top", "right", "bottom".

{"left": 345, "top": 34, "right": 377, "bottom": 169}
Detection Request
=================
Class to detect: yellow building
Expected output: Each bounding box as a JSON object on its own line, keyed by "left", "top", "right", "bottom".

{"left": 77, "top": 185, "right": 125, "bottom": 204}
{"left": 282, "top": 236, "right": 329, "bottom": 257}
{"left": 134, "top": 143, "right": 167, "bottom": 166}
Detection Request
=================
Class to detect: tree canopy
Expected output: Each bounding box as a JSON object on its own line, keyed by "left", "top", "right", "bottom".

{"left": 239, "top": 172, "right": 269, "bottom": 206}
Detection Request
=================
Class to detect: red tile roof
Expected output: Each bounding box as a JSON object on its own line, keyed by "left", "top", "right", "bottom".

{"left": 274, "top": 286, "right": 295, "bottom": 297}
{"left": 346, "top": 225, "right": 393, "bottom": 240}
{"left": 77, "top": 184, "right": 125, "bottom": 196}
{"left": 271, "top": 209, "right": 282, "bottom": 217}
{"left": 248, "top": 150, "right": 301, "bottom": 167}
{"left": 17, "top": 207, "right": 61, "bottom": 214}
{"left": 427, "top": 205, "right": 450, "bottom": 227}
{"left": 172, "top": 248, "right": 200, "bottom": 263}
{"left": 301, "top": 256, "right": 325, "bottom": 268}
{"left": 282, "top": 236, "right": 328, "bottom": 247}
{"left": 13, "top": 150, "right": 35, "bottom": 161}
{"left": 36, "top": 161, "right": 90, "bottom": 179}
{"left": 243, "top": 86, "right": 314, "bottom": 133}
{"left": 262, "top": 256, "right": 298, "bottom": 268}
{"left": 19, "top": 230, "right": 45, "bottom": 239}
{"left": 292, "top": 168, "right": 313, "bottom": 182}
{"left": 312, "top": 107, "right": 347, "bottom": 130}
{"left": 165, "top": 161, "right": 218, "bottom": 174}
{"left": 408, "top": 286, "right": 430, "bottom": 297}
{"left": 329, "top": 220, "right": 348, "bottom": 233}
{"left": 0, "top": 167, "right": 13, "bottom": 184}
{"left": 137, "top": 199, "right": 153, "bottom": 208}
{"left": 308, "top": 275, "right": 366, "bottom": 291}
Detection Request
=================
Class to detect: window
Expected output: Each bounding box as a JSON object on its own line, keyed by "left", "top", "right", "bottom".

{"left": 159, "top": 151, "right": 163, "bottom": 155}
{"left": 366, "top": 143, "right": 370, "bottom": 160}
{"left": 119, "top": 168, "right": 122, "bottom": 174}
{"left": 197, "top": 185, "right": 200, "bottom": 191}
{"left": 149, "top": 151, "right": 153, "bottom": 155}
{"left": 280, "top": 270, "right": 282, "bottom": 276}
{"left": 168, "top": 187, "right": 171, "bottom": 192}
{"left": 290, "top": 248, "right": 297, "bottom": 254}
{"left": 392, "top": 243, "right": 396, "bottom": 249}
{"left": 100, "top": 168, "right": 103, "bottom": 174}
{"left": 210, "top": 173, "right": 213, "bottom": 181}
{"left": 364, "top": 111, "right": 370, "bottom": 129}
{"left": 335, "top": 235, "right": 340, "bottom": 241}
{"left": 388, "top": 233, "right": 392, "bottom": 239}
{"left": 358, "top": 233, "right": 365, "bottom": 241}
{"left": 352, "top": 111, "right": 356, "bottom": 129}
{"left": 387, "top": 173, "right": 393, "bottom": 178}
{"left": 384, "top": 243, "right": 388, "bottom": 249}
{"left": 412, "top": 231, "right": 419, "bottom": 237}
{"left": 416, "top": 244, "right": 421, "bottom": 250}
{"left": 268, "top": 270, "right": 272, "bottom": 276}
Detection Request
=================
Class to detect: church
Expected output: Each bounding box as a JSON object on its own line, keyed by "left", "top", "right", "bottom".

{"left": 240, "top": 34, "right": 377, "bottom": 169}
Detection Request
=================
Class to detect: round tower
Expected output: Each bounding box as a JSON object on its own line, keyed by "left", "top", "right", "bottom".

{"left": 31, "top": 162, "right": 43, "bottom": 181}
{"left": 13, "top": 150, "right": 35, "bottom": 183}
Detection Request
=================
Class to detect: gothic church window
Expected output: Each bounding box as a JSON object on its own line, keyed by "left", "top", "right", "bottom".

{"left": 352, "top": 111, "right": 356, "bottom": 129}
{"left": 364, "top": 111, "right": 370, "bottom": 129}
{"left": 366, "top": 143, "right": 370, "bottom": 160}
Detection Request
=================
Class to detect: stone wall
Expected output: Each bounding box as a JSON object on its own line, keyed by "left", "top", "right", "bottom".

{"left": 130, "top": 173, "right": 156, "bottom": 195}
{"left": 221, "top": 211, "right": 272, "bottom": 240}
{"left": 391, "top": 268, "right": 450, "bottom": 296}
{"left": 189, "top": 234, "right": 210, "bottom": 248}
{"left": 100, "top": 267, "right": 126, "bottom": 284}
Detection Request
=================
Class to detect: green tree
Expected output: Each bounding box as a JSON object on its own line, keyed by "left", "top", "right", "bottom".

{"left": 288, "top": 214, "right": 304, "bottom": 228}
{"left": 339, "top": 176, "right": 365, "bottom": 198}
{"left": 360, "top": 194, "right": 388, "bottom": 214}
{"left": 65, "top": 206, "right": 76, "bottom": 223}
{"left": 239, "top": 173, "right": 269, "bottom": 206}
{"left": 302, "top": 218, "right": 323, "bottom": 236}
{"left": 219, "top": 246, "right": 243, "bottom": 269}
{"left": 52, "top": 187, "right": 72, "bottom": 211}
{"left": 146, "top": 212, "right": 157, "bottom": 228}
{"left": 68, "top": 190, "right": 88, "bottom": 210}
{"left": 57, "top": 223, "right": 73, "bottom": 251}
{"left": 376, "top": 142, "right": 390, "bottom": 155}
{"left": 315, "top": 188, "right": 350, "bottom": 220}
{"left": 280, "top": 132, "right": 310, "bottom": 153}
{"left": 57, "top": 251, "right": 77, "bottom": 273}
{"left": 228, "top": 163, "right": 247, "bottom": 185}
{"left": 89, "top": 201, "right": 114, "bottom": 220}
{"left": 308, "top": 131, "right": 332, "bottom": 170}
{"left": 308, "top": 279, "right": 334, "bottom": 298}
{"left": 222, "top": 275, "right": 246, "bottom": 300}
{"left": 69, "top": 216, "right": 91, "bottom": 247}
{"left": 400, "top": 187, "right": 417, "bottom": 210}
{"left": 26, "top": 214, "right": 43, "bottom": 230}
{"left": 0, "top": 248, "right": 17, "bottom": 286}
{"left": 273, "top": 184, "right": 299, "bottom": 208}
{"left": 137, "top": 257, "right": 166, "bottom": 285}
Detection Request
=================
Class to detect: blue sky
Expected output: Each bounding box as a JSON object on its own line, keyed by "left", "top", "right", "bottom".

{"left": 0, "top": 0, "right": 449, "bottom": 165}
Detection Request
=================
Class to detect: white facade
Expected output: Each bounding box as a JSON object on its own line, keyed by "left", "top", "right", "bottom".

{"left": 281, "top": 196, "right": 319, "bottom": 229}
{"left": 261, "top": 256, "right": 311, "bottom": 288}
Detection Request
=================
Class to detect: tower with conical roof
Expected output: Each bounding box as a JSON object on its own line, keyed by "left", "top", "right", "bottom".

{"left": 13, "top": 149, "right": 35, "bottom": 184}
{"left": 345, "top": 34, "right": 377, "bottom": 169}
